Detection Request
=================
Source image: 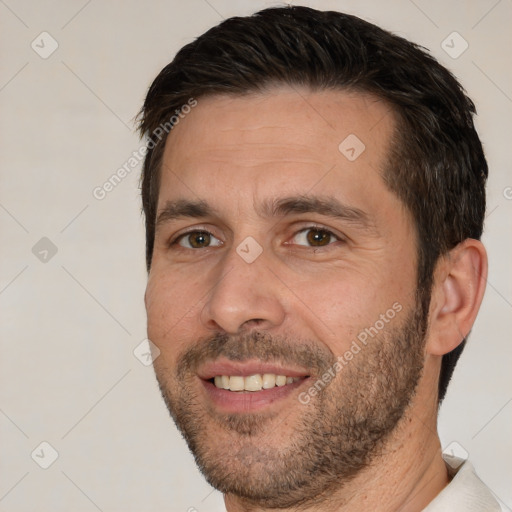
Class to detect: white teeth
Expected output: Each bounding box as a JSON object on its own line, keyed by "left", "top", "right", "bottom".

{"left": 229, "top": 376, "right": 245, "bottom": 391}
{"left": 244, "top": 374, "right": 263, "bottom": 391}
{"left": 276, "top": 375, "right": 287, "bottom": 387}
{"left": 213, "top": 374, "right": 302, "bottom": 391}
{"left": 262, "top": 373, "right": 276, "bottom": 389}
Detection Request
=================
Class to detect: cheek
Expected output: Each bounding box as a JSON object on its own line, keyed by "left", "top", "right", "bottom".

{"left": 281, "top": 270, "right": 367, "bottom": 355}
{"left": 290, "top": 262, "right": 412, "bottom": 356}
{"left": 145, "top": 268, "right": 206, "bottom": 357}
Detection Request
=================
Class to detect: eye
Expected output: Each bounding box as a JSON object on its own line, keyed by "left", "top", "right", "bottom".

{"left": 175, "top": 231, "right": 222, "bottom": 249}
{"left": 290, "top": 227, "right": 340, "bottom": 247}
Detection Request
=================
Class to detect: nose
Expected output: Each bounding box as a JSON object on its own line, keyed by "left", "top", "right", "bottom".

{"left": 200, "top": 244, "right": 286, "bottom": 334}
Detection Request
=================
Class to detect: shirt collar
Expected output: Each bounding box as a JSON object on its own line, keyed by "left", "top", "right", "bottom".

{"left": 422, "top": 456, "right": 501, "bottom": 511}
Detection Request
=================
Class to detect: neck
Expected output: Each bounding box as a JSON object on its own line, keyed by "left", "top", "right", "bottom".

{"left": 224, "top": 371, "right": 448, "bottom": 512}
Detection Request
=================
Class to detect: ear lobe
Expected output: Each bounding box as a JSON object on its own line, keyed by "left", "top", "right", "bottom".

{"left": 426, "top": 239, "right": 488, "bottom": 356}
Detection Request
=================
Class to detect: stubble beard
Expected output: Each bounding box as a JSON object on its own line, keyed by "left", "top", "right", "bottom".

{"left": 153, "top": 297, "right": 428, "bottom": 509}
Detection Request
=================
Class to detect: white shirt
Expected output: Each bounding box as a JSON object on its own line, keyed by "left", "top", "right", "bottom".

{"left": 423, "top": 457, "right": 501, "bottom": 511}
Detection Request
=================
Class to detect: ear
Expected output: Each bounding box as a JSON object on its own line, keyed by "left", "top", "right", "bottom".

{"left": 426, "top": 239, "right": 488, "bottom": 356}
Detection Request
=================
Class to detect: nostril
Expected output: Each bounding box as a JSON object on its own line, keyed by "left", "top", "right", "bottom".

{"left": 242, "top": 319, "right": 265, "bottom": 329}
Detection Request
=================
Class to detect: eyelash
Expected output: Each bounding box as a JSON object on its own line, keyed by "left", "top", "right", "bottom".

{"left": 169, "top": 226, "right": 343, "bottom": 250}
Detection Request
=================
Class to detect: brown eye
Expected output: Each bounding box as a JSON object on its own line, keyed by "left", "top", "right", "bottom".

{"left": 306, "top": 229, "right": 333, "bottom": 246}
{"left": 176, "top": 231, "right": 221, "bottom": 249}
{"left": 189, "top": 232, "right": 210, "bottom": 248}
{"left": 290, "top": 227, "right": 338, "bottom": 247}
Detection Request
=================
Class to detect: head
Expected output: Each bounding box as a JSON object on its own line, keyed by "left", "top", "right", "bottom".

{"left": 138, "top": 6, "right": 488, "bottom": 508}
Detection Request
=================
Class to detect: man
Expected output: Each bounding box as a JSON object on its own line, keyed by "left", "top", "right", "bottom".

{"left": 138, "top": 6, "right": 499, "bottom": 511}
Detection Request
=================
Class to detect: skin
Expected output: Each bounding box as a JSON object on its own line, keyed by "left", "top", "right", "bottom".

{"left": 145, "top": 87, "right": 488, "bottom": 511}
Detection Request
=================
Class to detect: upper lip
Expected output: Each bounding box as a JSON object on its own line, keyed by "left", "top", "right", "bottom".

{"left": 197, "top": 358, "right": 311, "bottom": 380}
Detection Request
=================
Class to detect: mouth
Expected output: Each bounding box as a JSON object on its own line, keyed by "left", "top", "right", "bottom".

{"left": 211, "top": 374, "right": 303, "bottom": 391}
{"left": 197, "top": 359, "right": 311, "bottom": 412}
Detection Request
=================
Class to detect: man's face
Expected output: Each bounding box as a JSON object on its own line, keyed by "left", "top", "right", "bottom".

{"left": 145, "top": 88, "right": 426, "bottom": 507}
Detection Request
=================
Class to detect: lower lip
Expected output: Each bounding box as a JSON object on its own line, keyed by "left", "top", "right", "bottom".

{"left": 201, "top": 378, "right": 309, "bottom": 413}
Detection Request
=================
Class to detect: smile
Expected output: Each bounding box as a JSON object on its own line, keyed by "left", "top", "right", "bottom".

{"left": 198, "top": 359, "right": 311, "bottom": 412}
{"left": 212, "top": 374, "right": 302, "bottom": 392}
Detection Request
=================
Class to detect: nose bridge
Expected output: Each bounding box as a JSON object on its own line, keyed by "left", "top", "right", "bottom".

{"left": 201, "top": 240, "right": 285, "bottom": 334}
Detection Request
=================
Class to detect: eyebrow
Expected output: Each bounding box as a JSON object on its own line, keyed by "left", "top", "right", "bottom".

{"left": 155, "top": 199, "right": 217, "bottom": 231}
{"left": 155, "top": 195, "right": 374, "bottom": 231}
{"left": 260, "top": 196, "right": 373, "bottom": 229}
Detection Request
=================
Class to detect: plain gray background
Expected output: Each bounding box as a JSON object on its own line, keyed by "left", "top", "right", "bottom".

{"left": 1, "top": 1, "right": 511, "bottom": 510}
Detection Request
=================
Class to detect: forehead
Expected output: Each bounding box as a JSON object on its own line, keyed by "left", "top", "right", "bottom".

{"left": 164, "top": 87, "right": 394, "bottom": 161}
{"left": 158, "top": 87, "right": 399, "bottom": 218}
